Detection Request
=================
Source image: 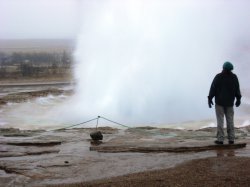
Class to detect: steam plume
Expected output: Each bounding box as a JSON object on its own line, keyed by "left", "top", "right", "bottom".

{"left": 70, "top": 0, "right": 250, "bottom": 125}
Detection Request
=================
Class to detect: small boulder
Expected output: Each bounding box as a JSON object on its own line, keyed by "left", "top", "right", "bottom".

{"left": 90, "top": 131, "right": 103, "bottom": 141}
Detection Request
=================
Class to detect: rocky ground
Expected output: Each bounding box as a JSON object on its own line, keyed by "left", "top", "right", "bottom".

{"left": 0, "top": 80, "right": 73, "bottom": 104}
{"left": 0, "top": 88, "right": 73, "bottom": 106}
{"left": 0, "top": 126, "right": 250, "bottom": 187}
{"left": 0, "top": 85, "right": 250, "bottom": 186}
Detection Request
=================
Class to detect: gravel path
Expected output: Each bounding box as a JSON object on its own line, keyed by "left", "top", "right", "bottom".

{"left": 56, "top": 156, "right": 250, "bottom": 187}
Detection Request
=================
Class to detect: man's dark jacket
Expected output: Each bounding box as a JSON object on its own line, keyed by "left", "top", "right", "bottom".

{"left": 208, "top": 70, "right": 241, "bottom": 107}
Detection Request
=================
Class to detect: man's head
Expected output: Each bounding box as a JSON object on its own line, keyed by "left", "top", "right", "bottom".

{"left": 223, "top": 61, "right": 234, "bottom": 71}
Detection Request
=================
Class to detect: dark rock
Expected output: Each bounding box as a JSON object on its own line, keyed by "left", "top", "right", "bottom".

{"left": 0, "top": 128, "right": 20, "bottom": 134}
{"left": 90, "top": 143, "right": 247, "bottom": 153}
{"left": 0, "top": 148, "right": 60, "bottom": 157}
{"left": 0, "top": 128, "right": 45, "bottom": 137}
{"left": 134, "top": 126, "right": 157, "bottom": 130}
{"left": 0, "top": 99, "right": 7, "bottom": 105}
{"left": 90, "top": 131, "right": 103, "bottom": 141}
{"left": 3, "top": 133, "right": 32, "bottom": 137}
{"left": 6, "top": 141, "right": 62, "bottom": 146}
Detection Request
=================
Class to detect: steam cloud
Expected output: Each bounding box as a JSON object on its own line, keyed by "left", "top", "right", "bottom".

{"left": 68, "top": 0, "right": 250, "bottom": 125}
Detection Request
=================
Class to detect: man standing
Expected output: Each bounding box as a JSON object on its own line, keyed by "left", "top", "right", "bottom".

{"left": 208, "top": 62, "right": 241, "bottom": 145}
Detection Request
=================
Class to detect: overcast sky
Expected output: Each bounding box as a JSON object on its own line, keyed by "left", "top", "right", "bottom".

{"left": 1, "top": 0, "right": 250, "bottom": 41}
{"left": 0, "top": 0, "right": 80, "bottom": 39}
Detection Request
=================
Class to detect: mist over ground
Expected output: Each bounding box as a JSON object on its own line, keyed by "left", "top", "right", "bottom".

{"left": 1, "top": 0, "right": 250, "bottom": 129}
{"left": 64, "top": 0, "right": 250, "bottom": 125}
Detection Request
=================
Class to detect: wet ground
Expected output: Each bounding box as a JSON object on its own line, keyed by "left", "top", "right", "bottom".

{"left": 0, "top": 126, "right": 250, "bottom": 187}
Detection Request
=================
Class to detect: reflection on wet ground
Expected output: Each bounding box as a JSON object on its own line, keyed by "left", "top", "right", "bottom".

{"left": 0, "top": 126, "right": 249, "bottom": 186}
{"left": 216, "top": 149, "right": 236, "bottom": 157}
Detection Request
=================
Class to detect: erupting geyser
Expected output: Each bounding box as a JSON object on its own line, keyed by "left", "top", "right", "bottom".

{"left": 2, "top": 1, "right": 250, "bottom": 130}
{"left": 67, "top": 0, "right": 250, "bottom": 126}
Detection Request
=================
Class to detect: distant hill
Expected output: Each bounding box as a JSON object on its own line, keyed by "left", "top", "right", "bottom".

{"left": 0, "top": 39, "right": 75, "bottom": 53}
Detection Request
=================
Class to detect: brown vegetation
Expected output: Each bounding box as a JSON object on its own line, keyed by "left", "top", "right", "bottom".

{"left": 0, "top": 39, "right": 74, "bottom": 82}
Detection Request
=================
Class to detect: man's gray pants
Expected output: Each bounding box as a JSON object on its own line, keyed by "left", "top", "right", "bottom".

{"left": 215, "top": 104, "right": 235, "bottom": 142}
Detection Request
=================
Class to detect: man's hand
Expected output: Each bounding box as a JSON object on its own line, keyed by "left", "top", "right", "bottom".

{"left": 208, "top": 97, "right": 214, "bottom": 108}
{"left": 235, "top": 99, "right": 241, "bottom": 107}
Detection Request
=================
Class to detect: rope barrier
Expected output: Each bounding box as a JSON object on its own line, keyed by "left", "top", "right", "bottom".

{"left": 51, "top": 117, "right": 99, "bottom": 131}
{"left": 51, "top": 115, "right": 130, "bottom": 131}
{"left": 49, "top": 115, "right": 215, "bottom": 138}
{"left": 99, "top": 116, "right": 131, "bottom": 128}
